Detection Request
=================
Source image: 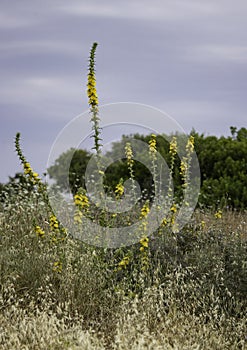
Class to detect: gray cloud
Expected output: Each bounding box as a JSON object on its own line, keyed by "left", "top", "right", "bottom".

{"left": 1, "top": 0, "right": 247, "bottom": 182}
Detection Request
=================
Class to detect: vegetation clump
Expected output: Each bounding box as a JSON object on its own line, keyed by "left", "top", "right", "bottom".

{"left": 0, "top": 43, "right": 246, "bottom": 349}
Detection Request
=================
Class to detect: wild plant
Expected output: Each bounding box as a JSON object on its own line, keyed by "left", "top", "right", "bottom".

{"left": 1, "top": 42, "right": 246, "bottom": 349}
{"left": 13, "top": 42, "right": 199, "bottom": 284}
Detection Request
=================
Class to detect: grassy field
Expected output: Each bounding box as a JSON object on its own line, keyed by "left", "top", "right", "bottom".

{"left": 0, "top": 187, "right": 246, "bottom": 349}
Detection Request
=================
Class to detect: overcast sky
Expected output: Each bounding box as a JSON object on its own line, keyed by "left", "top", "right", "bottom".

{"left": 1, "top": 0, "right": 247, "bottom": 182}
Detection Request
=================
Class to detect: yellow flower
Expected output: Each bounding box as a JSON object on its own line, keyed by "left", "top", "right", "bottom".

{"left": 24, "top": 162, "right": 31, "bottom": 169}
{"left": 74, "top": 197, "right": 82, "bottom": 206}
{"left": 74, "top": 190, "right": 89, "bottom": 224}
{"left": 23, "top": 161, "right": 41, "bottom": 184}
{"left": 140, "top": 236, "right": 149, "bottom": 248}
{"left": 162, "top": 218, "right": 168, "bottom": 226}
{"left": 169, "top": 137, "right": 177, "bottom": 155}
{"left": 170, "top": 204, "right": 177, "bottom": 213}
{"left": 15, "top": 134, "right": 41, "bottom": 186}
{"left": 180, "top": 159, "right": 188, "bottom": 175}
{"left": 74, "top": 192, "right": 89, "bottom": 209}
{"left": 118, "top": 256, "right": 130, "bottom": 269}
{"left": 186, "top": 135, "right": 194, "bottom": 153}
{"left": 125, "top": 143, "right": 134, "bottom": 166}
{"left": 140, "top": 202, "right": 150, "bottom": 218}
{"left": 53, "top": 261, "right": 62, "bottom": 273}
{"left": 87, "top": 43, "right": 99, "bottom": 108}
{"left": 35, "top": 225, "right": 45, "bottom": 238}
{"left": 115, "top": 179, "right": 124, "bottom": 198}
{"left": 215, "top": 210, "right": 222, "bottom": 219}
{"left": 49, "top": 215, "right": 59, "bottom": 230}
{"left": 32, "top": 172, "right": 39, "bottom": 179}
{"left": 149, "top": 134, "right": 157, "bottom": 153}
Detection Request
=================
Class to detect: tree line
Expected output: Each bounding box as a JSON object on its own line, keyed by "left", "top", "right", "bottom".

{"left": 1, "top": 127, "right": 247, "bottom": 209}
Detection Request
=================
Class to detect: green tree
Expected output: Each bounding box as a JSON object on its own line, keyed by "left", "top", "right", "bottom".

{"left": 195, "top": 128, "right": 247, "bottom": 209}
{"left": 47, "top": 148, "right": 91, "bottom": 194}
{"left": 46, "top": 128, "right": 247, "bottom": 209}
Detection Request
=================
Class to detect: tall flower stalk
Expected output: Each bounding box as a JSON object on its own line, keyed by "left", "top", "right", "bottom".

{"left": 180, "top": 135, "right": 194, "bottom": 190}
{"left": 15, "top": 132, "right": 67, "bottom": 243}
{"left": 149, "top": 134, "right": 158, "bottom": 198}
{"left": 168, "top": 136, "right": 177, "bottom": 199}
{"left": 139, "top": 200, "right": 150, "bottom": 271}
{"left": 125, "top": 142, "right": 137, "bottom": 200}
{"left": 15, "top": 132, "right": 41, "bottom": 188}
{"left": 87, "top": 42, "right": 101, "bottom": 156}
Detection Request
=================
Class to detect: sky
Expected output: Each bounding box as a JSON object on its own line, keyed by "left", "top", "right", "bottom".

{"left": 1, "top": 0, "right": 247, "bottom": 183}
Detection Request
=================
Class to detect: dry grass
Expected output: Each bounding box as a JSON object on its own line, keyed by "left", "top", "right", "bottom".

{"left": 0, "top": 190, "right": 246, "bottom": 349}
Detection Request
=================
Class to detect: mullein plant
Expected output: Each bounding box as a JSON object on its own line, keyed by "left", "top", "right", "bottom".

{"left": 73, "top": 188, "right": 90, "bottom": 224}
{"left": 180, "top": 135, "right": 195, "bottom": 192}
{"left": 148, "top": 133, "right": 163, "bottom": 221}
{"left": 171, "top": 135, "right": 195, "bottom": 233}
{"left": 148, "top": 134, "right": 158, "bottom": 197}
{"left": 14, "top": 43, "right": 198, "bottom": 278}
{"left": 15, "top": 133, "right": 67, "bottom": 245}
{"left": 115, "top": 178, "right": 125, "bottom": 199}
{"left": 159, "top": 136, "right": 178, "bottom": 230}
{"left": 125, "top": 142, "right": 137, "bottom": 200}
{"left": 15, "top": 133, "right": 42, "bottom": 189}
{"left": 161, "top": 136, "right": 195, "bottom": 233}
{"left": 87, "top": 42, "right": 102, "bottom": 156}
{"left": 138, "top": 201, "right": 150, "bottom": 271}
{"left": 167, "top": 136, "right": 177, "bottom": 199}
{"left": 73, "top": 43, "right": 101, "bottom": 225}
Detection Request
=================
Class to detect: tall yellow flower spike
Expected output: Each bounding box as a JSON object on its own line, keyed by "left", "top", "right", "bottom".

{"left": 87, "top": 42, "right": 102, "bottom": 156}
{"left": 87, "top": 43, "right": 98, "bottom": 108}
{"left": 125, "top": 142, "right": 137, "bottom": 200}
{"left": 140, "top": 201, "right": 150, "bottom": 218}
{"left": 169, "top": 137, "right": 177, "bottom": 156}
{"left": 125, "top": 142, "right": 134, "bottom": 166}
{"left": 115, "top": 179, "right": 125, "bottom": 198}
{"left": 186, "top": 135, "right": 195, "bottom": 153}
{"left": 15, "top": 133, "right": 41, "bottom": 186}
{"left": 180, "top": 135, "right": 195, "bottom": 191}
{"left": 149, "top": 134, "right": 157, "bottom": 154}
{"left": 73, "top": 190, "right": 89, "bottom": 224}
